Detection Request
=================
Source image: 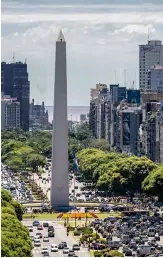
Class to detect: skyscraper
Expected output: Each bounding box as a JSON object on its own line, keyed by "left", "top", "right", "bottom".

{"left": 139, "top": 40, "right": 163, "bottom": 91}
{"left": 51, "top": 31, "right": 69, "bottom": 208}
{"left": 1, "top": 61, "right": 30, "bottom": 131}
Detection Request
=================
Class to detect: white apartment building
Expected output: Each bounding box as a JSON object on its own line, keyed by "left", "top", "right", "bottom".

{"left": 1, "top": 95, "right": 20, "bottom": 129}
{"left": 139, "top": 40, "right": 163, "bottom": 91}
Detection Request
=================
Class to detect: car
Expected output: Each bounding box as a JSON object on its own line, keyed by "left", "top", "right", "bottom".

{"left": 51, "top": 244, "right": 58, "bottom": 252}
{"left": 36, "top": 232, "right": 42, "bottom": 238}
{"left": 123, "top": 246, "right": 129, "bottom": 253}
{"left": 125, "top": 250, "right": 132, "bottom": 256}
{"left": 34, "top": 239, "right": 41, "bottom": 247}
{"left": 34, "top": 235, "right": 40, "bottom": 240}
{"left": 48, "top": 226, "right": 54, "bottom": 232}
{"left": 155, "top": 235, "right": 160, "bottom": 241}
{"left": 61, "top": 242, "right": 67, "bottom": 248}
{"left": 43, "top": 236, "right": 49, "bottom": 242}
{"left": 43, "top": 222, "right": 49, "bottom": 227}
{"left": 43, "top": 253, "right": 50, "bottom": 257}
{"left": 48, "top": 231, "right": 54, "bottom": 237}
{"left": 68, "top": 250, "right": 75, "bottom": 257}
{"left": 33, "top": 220, "right": 40, "bottom": 226}
{"left": 72, "top": 244, "right": 80, "bottom": 251}
{"left": 41, "top": 248, "right": 49, "bottom": 254}
{"left": 37, "top": 225, "right": 43, "bottom": 230}
{"left": 63, "top": 247, "right": 69, "bottom": 254}
{"left": 58, "top": 244, "right": 64, "bottom": 249}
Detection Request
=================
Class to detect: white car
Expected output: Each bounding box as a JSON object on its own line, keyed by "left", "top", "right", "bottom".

{"left": 43, "top": 236, "right": 49, "bottom": 242}
{"left": 63, "top": 247, "right": 69, "bottom": 254}
{"left": 41, "top": 248, "right": 49, "bottom": 254}
{"left": 34, "top": 235, "right": 40, "bottom": 240}
{"left": 51, "top": 244, "right": 58, "bottom": 252}
{"left": 34, "top": 239, "right": 41, "bottom": 247}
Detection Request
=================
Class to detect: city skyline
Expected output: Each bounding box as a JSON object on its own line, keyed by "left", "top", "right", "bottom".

{"left": 2, "top": 0, "right": 163, "bottom": 106}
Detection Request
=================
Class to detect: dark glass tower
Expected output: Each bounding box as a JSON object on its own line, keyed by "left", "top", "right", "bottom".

{"left": 1, "top": 62, "right": 30, "bottom": 131}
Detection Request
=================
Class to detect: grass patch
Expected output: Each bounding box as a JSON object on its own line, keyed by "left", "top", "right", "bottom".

{"left": 23, "top": 213, "right": 59, "bottom": 219}
{"left": 23, "top": 202, "right": 47, "bottom": 206}
{"left": 22, "top": 212, "right": 121, "bottom": 220}
{"left": 89, "top": 250, "right": 94, "bottom": 257}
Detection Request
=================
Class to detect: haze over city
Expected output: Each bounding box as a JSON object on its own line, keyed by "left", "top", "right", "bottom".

{"left": 2, "top": 0, "right": 163, "bottom": 106}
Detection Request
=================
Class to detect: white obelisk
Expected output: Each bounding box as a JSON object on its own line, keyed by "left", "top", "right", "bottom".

{"left": 51, "top": 30, "right": 69, "bottom": 208}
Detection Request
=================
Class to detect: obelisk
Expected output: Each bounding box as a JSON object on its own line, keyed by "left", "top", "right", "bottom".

{"left": 51, "top": 30, "right": 69, "bottom": 208}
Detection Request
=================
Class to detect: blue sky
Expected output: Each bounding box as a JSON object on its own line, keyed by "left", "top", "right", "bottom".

{"left": 1, "top": 0, "right": 163, "bottom": 105}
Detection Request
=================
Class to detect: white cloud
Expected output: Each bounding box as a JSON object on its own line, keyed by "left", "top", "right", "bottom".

{"left": 1, "top": 1, "right": 163, "bottom": 106}
{"left": 114, "top": 24, "right": 156, "bottom": 35}
{"left": 2, "top": 11, "right": 163, "bottom": 24}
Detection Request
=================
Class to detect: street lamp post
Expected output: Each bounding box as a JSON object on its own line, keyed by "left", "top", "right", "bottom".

{"left": 85, "top": 208, "right": 88, "bottom": 227}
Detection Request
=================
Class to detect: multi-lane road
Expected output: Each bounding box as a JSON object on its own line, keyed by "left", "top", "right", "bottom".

{"left": 23, "top": 220, "right": 90, "bottom": 257}
{"left": 32, "top": 168, "right": 96, "bottom": 204}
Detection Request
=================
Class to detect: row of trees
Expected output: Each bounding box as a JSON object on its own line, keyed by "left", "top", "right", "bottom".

{"left": 2, "top": 126, "right": 162, "bottom": 200}
{"left": 1, "top": 130, "right": 50, "bottom": 173}
{"left": 1, "top": 124, "right": 110, "bottom": 172}
{"left": 1, "top": 189, "right": 32, "bottom": 257}
{"left": 77, "top": 148, "right": 163, "bottom": 200}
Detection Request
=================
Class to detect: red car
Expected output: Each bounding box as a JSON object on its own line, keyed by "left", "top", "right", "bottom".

{"left": 37, "top": 225, "right": 43, "bottom": 230}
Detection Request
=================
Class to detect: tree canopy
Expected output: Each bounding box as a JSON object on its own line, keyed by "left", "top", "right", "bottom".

{"left": 142, "top": 164, "right": 163, "bottom": 201}
{"left": 1, "top": 129, "right": 48, "bottom": 173}
{"left": 1, "top": 189, "right": 32, "bottom": 257}
{"left": 77, "top": 148, "right": 157, "bottom": 196}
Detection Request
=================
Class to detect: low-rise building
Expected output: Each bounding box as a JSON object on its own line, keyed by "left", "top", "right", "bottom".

{"left": 30, "top": 99, "right": 49, "bottom": 129}
{"left": 1, "top": 94, "right": 20, "bottom": 129}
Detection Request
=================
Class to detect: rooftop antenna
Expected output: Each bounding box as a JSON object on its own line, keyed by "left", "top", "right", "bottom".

{"left": 132, "top": 80, "right": 135, "bottom": 90}
{"left": 124, "top": 69, "right": 126, "bottom": 87}
{"left": 134, "top": 72, "right": 136, "bottom": 89}
{"left": 24, "top": 58, "right": 27, "bottom": 64}
{"left": 148, "top": 25, "right": 150, "bottom": 41}
{"left": 13, "top": 52, "right": 15, "bottom": 63}
{"left": 115, "top": 70, "right": 117, "bottom": 84}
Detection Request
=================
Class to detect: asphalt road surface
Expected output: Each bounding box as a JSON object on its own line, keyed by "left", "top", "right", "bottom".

{"left": 23, "top": 220, "right": 89, "bottom": 257}
{"left": 33, "top": 171, "right": 88, "bottom": 203}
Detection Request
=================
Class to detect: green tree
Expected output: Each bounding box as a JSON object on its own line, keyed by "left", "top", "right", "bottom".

{"left": 6, "top": 156, "right": 24, "bottom": 173}
{"left": 75, "top": 122, "right": 93, "bottom": 145}
{"left": 11, "top": 200, "right": 24, "bottom": 221}
{"left": 89, "top": 138, "right": 110, "bottom": 152}
{"left": 27, "top": 153, "right": 47, "bottom": 172}
{"left": 1, "top": 189, "right": 12, "bottom": 203}
{"left": 1, "top": 190, "right": 32, "bottom": 257}
{"left": 143, "top": 164, "right": 163, "bottom": 201}
{"left": 96, "top": 156, "right": 156, "bottom": 197}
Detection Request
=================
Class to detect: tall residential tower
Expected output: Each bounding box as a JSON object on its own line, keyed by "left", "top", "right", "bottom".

{"left": 139, "top": 40, "right": 163, "bottom": 91}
